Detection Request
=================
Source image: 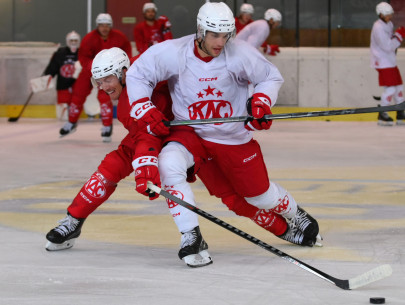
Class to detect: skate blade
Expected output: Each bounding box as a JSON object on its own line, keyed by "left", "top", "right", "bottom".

{"left": 59, "top": 128, "right": 77, "bottom": 138}
{"left": 314, "top": 233, "right": 323, "bottom": 247}
{"left": 377, "top": 121, "right": 394, "bottom": 126}
{"left": 102, "top": 136, "right": 112, "bottom": 143}
{"left": 183, "top": 251, "right": 213, "bottom": 268}
{"left": 45, "top": 238, "right": 76, "bottom": 251}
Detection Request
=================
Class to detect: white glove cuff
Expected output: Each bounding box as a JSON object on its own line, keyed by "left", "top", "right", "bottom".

{"left": 395, "top": 32, "right": 403, "bottom": 42}
{"left": 130, "top": 101, "right": 156, "bottom": 119}
{"left": 132, "top": 156, "right": 158, "bottom": 171}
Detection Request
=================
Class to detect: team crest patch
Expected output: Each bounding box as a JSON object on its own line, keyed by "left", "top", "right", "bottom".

{"left": 84, "top": 175, "right": 106, "bottom": 198}
{"left": 166, "top": 189, "right": 184, "bottom": 208}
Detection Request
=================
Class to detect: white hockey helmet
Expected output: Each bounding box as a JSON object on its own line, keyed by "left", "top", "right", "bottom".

{"left": 143, "top": 2, "right": 157, "bottom": 13}
{"left": 91, "top": 47, "right": 130, "bottom": 81}
{"left": 264, "top": 8, "right": 282, "bottom": 23}
{"left": 197, "top": 2, "right": 235, "bottom": 39}
{"left": 240, "top": 3, "right": 254, "bottom": 15}
{"left": 66, "top": 31, "right": 81, "bottom": 51}
{"left": 96, "top": 13, "right": 113, "bottom": 26}
{"left": 376, "top": 2, "right": 394, "bottom": 16}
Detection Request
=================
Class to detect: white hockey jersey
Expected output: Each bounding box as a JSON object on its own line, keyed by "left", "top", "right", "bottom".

{"left": 126, "top": 34, "right": 284, "bottom": 145}
{"left": 370, "top": 19, "right": 401, "bottom": 69}
{"left": 235, "top": 20, "right": 270, "bottom": 49}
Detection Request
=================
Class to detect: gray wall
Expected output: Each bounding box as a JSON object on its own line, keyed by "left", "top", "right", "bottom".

{"left": 0, "top": 0, "right": 106, "bottom": 44}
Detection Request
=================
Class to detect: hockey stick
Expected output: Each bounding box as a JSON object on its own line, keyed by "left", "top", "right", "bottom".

{"left": 163, "top": 102, "right": 405, "bottom": 126}
{"left": 147, "top": 182, "right": 392, "bottom": 290}
{"left": 8, "top": 92, "right": 34, "bottom": 122}
{"left": 373, "top": 96, "right": 381, "bottom": 101}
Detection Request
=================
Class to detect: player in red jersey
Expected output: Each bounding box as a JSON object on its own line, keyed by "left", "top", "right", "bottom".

{"left": 133, "top": 2, "right": 173, "bottom": 55}
{"left": 235, "top": 3, "right": 254, "bottom": 33}
{"left": 46, "top": 47, "right": 172, "bottom": 251}
{"left": 59, "top": 13, "right": 133, "bottom": 142}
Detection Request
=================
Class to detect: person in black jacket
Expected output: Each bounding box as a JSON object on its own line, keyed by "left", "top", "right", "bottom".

{"left": 43, "top": 31, "right": 81, "bottom": 120}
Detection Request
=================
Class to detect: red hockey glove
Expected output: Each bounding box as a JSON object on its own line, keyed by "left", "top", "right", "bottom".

{"left": 264, "top": 44, "right": 280, "bottom": 56}
{"left": 395, "top": 26, "right": 405, "bottom": 42}
{"left": 130, "top": 100, "right": 170, "bottom": 137}
{"left": 133, "top": 156, "right": 160, "bottom": 200}
{"left": 245, "top": 93, "right": 273, "bottom": 131}
{"left": 158, "top": 15, "right": 172, "bottom": 28}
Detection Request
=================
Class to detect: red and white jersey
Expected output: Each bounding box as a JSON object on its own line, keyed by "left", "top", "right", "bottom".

{"left": 126, "top": 35, "right": 283, "bottom": 145}
{"left": 235, "top": 20, "right": 270, "bottom": 49}
{"left": 370, "top": 19, "right": 401, "bottom": 69}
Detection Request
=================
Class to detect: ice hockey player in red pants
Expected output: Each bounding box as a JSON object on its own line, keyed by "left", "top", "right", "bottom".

{"left": 46, "top": 48, "right": 166, "bottom": 250}
{"left": 59, "top": 13, "right": 132, "bottom": 142}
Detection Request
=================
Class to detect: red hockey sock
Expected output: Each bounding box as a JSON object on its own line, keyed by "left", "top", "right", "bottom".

{"left": 251, "top": 209, "right": 288, "bottom": 236}
{"left": 67, "top": 171, "right": 117, "bottom": 218}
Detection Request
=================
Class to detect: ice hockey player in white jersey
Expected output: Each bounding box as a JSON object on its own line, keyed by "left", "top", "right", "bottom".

{"left": 236, "top": 8, "right": 282, "bottom": 56}
{"left": 370, "top": 1, "right": 405, "bottom": 125}
{"left": 126, "top": 2, "right": 321, "bottom": 268}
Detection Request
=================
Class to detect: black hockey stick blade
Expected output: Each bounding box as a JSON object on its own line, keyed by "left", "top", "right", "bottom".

{"left": 373, "top": 96, "right": 381, "bottom": 101}
{"left": 163, "top": 102, "right": 405, "bottom": 127}
{"left": 8, "top": 91, "right": 34, "bottom": 122}
{"left": 147, "top": 182, "right": 392, "bottom": 290}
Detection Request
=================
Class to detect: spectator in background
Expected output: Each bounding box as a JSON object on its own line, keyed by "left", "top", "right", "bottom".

{"left": 133, "top": 2, "right": 173, "bottom": 54}
{"left": 43, "top": 31, "right": 81, "bottom": 120}
{"left": 370, "top": 2, "right": 405, "bottom": 125}
{"left": 59, "top": 13, "right": 132, "bottom": 142}
{"left": 235, "top": 3, "right": 254, "bottom": 33}
{"left": 236, "top": 8, "right": 282, "bottom": 56}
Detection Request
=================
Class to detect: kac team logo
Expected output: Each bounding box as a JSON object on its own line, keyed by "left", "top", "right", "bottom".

{"left": 84, "top": 175, "right": 106, "bottom": 198}
{"left": 166, "top": 189, "right": 184, "bottom": 208}
{"left": 189, "top": 85, "right": 233, "bottom": 123}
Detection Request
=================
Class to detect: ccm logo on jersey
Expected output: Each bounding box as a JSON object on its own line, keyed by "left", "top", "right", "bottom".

{"left": 199, "top": 77, "right": 218, "bottom": 82}
{"left": 243, "top": 153, "right": 257, "bottom": 163}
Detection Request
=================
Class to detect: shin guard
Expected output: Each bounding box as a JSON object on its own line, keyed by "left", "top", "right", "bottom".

{"left": 68, "top": 171, "right": 117, "bottom": 218}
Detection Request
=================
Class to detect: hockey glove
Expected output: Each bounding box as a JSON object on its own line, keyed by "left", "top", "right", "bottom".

{"left": 394, "top": 26, "right": 405, "bottom": 43}
{"left": 264, "top": 44, "right": 280, "bottom": 56}
{"left": 245, "top": 93, "right": 273, "bottom": 131}
{"left": 158, "top": 15, "right": 172, "bottom": 29}
{"left": 130, "top": 99, "right": 170, "bottom": 137}
{"left": 133, "top": 156, "right": 160, "bottom": 200}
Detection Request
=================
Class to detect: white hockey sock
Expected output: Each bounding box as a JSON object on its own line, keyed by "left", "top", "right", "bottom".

{"left": 159, "top": 142, "right": 199, "bottom": 233}
{"left": 245, "top": 181, "right": 297, "bottom": 219}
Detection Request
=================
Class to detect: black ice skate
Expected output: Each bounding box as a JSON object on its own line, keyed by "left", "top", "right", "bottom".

{"left": 101, "top": 125, "right": 113, "bottom": 143}
{"left": 377, "top": 106, "right": 394, "bottom": 126}
{"left": 45, "top": 213, "right": 85, "bottom": 251}
{"left": 396, "top": 110, "right": 405, "bottom": 125}
{"left": 59, "top": 121, "right": 77, "bottom": 137}
{"left": 277, "top": 221, "right": 322, "bottom": 247}
{"left": 178, "top": 226, "right": 213, "bottom": 268}
{"left": 287, "top": 206, "right": 320, "bottom": 240}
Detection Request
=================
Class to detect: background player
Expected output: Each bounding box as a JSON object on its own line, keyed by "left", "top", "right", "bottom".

{"left": 236, "top": 8, "right": 282, "bottom": 56}
{"left": 133, "top": 2, "right": 173, "bottom": 55}
{"left": 59, "top": 13, "right": 132, "bottom": 142}
{"left": 370, "top": 1, "right": 405, "bottom": 125}
{"left": 235, "top": 3, "right": 254, "bottom": 33}
{"left": 43, "top": 31, "right": 80, "bottom": 120}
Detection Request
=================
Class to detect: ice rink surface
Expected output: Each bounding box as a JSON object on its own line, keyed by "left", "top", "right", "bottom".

{"left": 1, "top": 117, "right": 404, "bottom": 305}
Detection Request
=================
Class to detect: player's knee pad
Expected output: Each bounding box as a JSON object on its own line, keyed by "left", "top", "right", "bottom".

{"left": 158, "top": 142, "right": 194, "bottom": 185}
